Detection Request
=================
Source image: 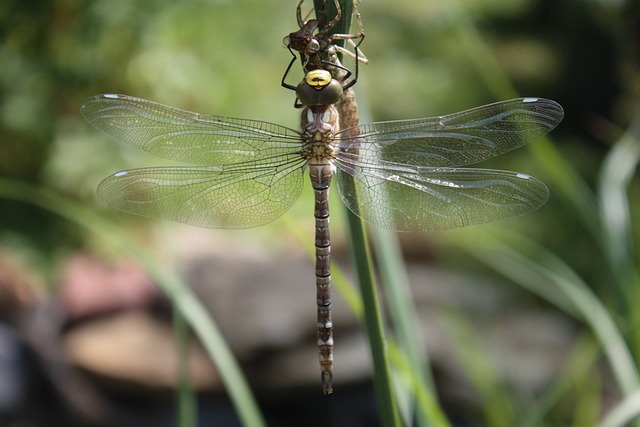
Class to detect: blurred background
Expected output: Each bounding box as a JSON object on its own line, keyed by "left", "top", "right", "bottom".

{"left": 1, "top": 0, "right": 639, "bottom": 426}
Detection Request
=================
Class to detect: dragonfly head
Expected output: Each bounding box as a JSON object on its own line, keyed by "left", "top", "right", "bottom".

{"left": 284, "top": 19, "right": 321, "bottom": 53}
{"left": 296, "top": 69, "right": 343, "bottom": 107}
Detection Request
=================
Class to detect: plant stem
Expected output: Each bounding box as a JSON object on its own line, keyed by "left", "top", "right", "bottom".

{"left": 345, "top": 207, "right": 402, "bottom": 427}
{"left": 174, "top": 308, "right": 197, "bottom": 427}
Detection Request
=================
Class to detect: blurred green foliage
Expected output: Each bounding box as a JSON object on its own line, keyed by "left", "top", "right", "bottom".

{"left": 1, "top": 0, "right": 637, "bottom": 258}
{"left": 1, "top": 0, "right": 640, "bottom": 423}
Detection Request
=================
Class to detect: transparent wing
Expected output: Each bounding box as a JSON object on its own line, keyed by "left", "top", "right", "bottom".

{"left": 335, "top": 98, "right": 564, "bottom": 168}
{"left": 334, "top": 166, "right": 549, "bottom": 231}
{"left": 97, "top": 157, "right": 306, "bottom": 229}
{"left": 81, "top": 94, "right": 302, "bottom": 165}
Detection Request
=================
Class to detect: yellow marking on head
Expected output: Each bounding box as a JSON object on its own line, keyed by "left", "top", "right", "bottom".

{"left": 305, "top": 69, "right": 332, "bottom": 89}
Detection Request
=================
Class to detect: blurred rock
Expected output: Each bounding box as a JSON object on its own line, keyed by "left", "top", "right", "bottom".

{"left": 185, "top": 250, "right": 367, "bottom": 391}
{"left": 0, "top": 239, "right": 579, "bottom": 425}
{"left": 0, "top": 323, "right": 28, "bottom": 422}
{"left": 59, "top": 254, "right": 160, "bottom": 322}
{"left": 171, "top": 226, "right": 576, "bottom": 400}
{"left": 63, "top": 310, "right": 218, "bottom": 390}
{"left": 0, "top": 250, "right": 41, "bottom": 323}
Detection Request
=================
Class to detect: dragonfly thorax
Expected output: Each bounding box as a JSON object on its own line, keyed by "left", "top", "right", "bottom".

{"left": 302, "top": 105, "right": 339, "bottom": 135}
{"left": 301, "top": 105, "right": 339, "bottom": 163}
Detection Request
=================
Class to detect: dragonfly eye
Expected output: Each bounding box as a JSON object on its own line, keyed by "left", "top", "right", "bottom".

{"left": 318, "top": 79, "right": 343, "bottom": 104}
{"left": 296, "top": 70, "right": 343, "bottom": 106}
{"left": 307, "top": 38, "right": 320, "bottom": 53}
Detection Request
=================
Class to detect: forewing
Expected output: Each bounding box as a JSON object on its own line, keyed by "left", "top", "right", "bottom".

{"left": 97, "top": 159, "right": 306, "bottom": 229}
{"left": 335, "top": 98, "right": 563, "bottom": 168}
{"left": 335, "top": 166, "right": 548, "bottom": 231}
{"left": 81, "top": 94, "right": 302, "bottom": 165}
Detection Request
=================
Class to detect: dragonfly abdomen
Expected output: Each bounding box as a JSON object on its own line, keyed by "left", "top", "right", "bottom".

{"left": 310, "top": 163, "right": 334, "bottom": 394}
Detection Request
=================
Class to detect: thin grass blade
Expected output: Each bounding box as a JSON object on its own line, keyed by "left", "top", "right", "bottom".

{"left": 345, "top": 207, "right": 402, "bottom": 427}
{"left": 455, "top": 230, "right": 640, "bottom": 397}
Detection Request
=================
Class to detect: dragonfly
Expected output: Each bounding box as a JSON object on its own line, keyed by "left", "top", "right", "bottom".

{"left": 282, "top": 0, "right": 367, "bottom": 155}
{"left": 81, "top": 70, "right": 563, "bottom": 394}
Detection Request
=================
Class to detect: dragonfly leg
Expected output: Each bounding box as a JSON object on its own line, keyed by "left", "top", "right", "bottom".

{"left": 295, "top": 0, "right": 306, "bottom": 27}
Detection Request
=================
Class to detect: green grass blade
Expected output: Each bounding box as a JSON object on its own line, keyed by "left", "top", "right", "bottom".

{"left": 0, "top": 178, "right": 266, "bottom": 427}
{"left": 344, "top": 207, "right": 402, "bottom": 427}
{"left": 597, "top": 112, "right": 640, "bottom": 287}
{"left": 572, "top": 364, "right": 602, "bottom": 427}
{"left": 439, "top": 309, "right": 515, "bottom": 427}
{"left": 174, "top": 308, "right": 197, "bottom": 427}
{"left": 387, "top": 343, "right": 451, "bottom": 427}
{"left": 519, "top": 334, "right": 602, "bottom": 427}
{"left": 599, "top": 390, "right": 640, "bottom": 427}
{"left": 371, "top": 226, "right": 449, "bottom": 427}
{"left": 457, "top": 230, "right": 640, "bottom": 397}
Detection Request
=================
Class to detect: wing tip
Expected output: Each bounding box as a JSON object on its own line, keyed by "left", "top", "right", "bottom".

{"left": 80, "top": 93, "right": 125, "bottom": 111}
{"left": 521, "top": 97, "right": 565, "bottom": 121}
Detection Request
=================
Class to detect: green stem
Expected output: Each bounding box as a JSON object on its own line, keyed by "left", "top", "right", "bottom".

{"left": 344, "top": 207, "right": 402, "bottom": 427}
{"left": 312, "top": 0, "right": 354, "bottom": 41}
{"left": 174, "top": 308, "right": 197, "bottom": 427}
{"left": 370, "top": 226, "right": 448, "bottom": 427}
